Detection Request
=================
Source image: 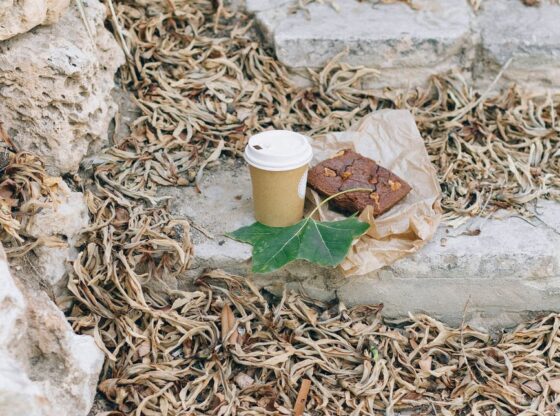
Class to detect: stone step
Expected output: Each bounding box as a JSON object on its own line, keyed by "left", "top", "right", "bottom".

{"left": 160, "top": 161, "right": 560, "bottom": 329}
{"left": 243, "top": 0, "right": 560, "bottom": 90}
{"left": 476, "top": 0, "right": 560, "bottom": 89}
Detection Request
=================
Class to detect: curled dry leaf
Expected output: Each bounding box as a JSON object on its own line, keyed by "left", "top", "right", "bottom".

{"left": 0, "top": 134, "right": 58, "bottom": 247}
{"left": 418, "top": 355, "right": 432, "bottom": 372}
{"left": 294, "top": 379, "right": 312, "bottom": 416}
{"left": 548, "top": 378, "right": 560, "bottom": 394}
{"left": 522, "top": 380, "right": 543, "bottom": 395}
{"left": 221, "top": 303, "right": 237, "bottom": 345}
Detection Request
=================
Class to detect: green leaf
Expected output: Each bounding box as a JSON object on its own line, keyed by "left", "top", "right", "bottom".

{"left": 370, "top": 345, "right": 379, "bottom": 362}
{"left": 227, "top": 217, "right": 369, "bottom": 273}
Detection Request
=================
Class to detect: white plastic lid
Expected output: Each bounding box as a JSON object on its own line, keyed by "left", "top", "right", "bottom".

{"left": 244, "top": 130, "right": 313, "bottom": 171}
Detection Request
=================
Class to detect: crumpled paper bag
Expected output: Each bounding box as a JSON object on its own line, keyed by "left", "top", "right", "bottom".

{"left": 308, "top": 109, "right": 442, "bottom": 276}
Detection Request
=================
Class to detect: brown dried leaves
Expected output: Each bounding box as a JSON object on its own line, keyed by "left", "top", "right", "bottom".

{"left": 401, "top": 75, "right": 560, "bottom": 221}
{"left": 71, "top": 269, "right": 560, "bottom": 415}
{"left": 0, "top": 135, "right": 59, "bottom": 246}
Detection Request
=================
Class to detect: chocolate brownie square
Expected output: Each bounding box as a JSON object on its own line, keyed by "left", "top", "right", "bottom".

{"left": 307, "top": 149, "right": 412, "bottom": 216}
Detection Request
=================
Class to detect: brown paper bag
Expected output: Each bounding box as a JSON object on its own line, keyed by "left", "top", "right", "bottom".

{"left": 308, "top": 109, "right": 442, "bottom": 276}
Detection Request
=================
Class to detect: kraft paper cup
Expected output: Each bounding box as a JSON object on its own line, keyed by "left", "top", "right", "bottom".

{"left": 244, "top": 130, "right": 313, "bottom": 227}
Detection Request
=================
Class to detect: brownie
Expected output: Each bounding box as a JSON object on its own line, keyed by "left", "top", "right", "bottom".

{"left": 307, "top": 149, "right": 412, "bottom": 216}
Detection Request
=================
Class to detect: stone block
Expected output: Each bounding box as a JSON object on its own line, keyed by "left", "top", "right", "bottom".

{"left": 0, "top": 0, "right": 70, "bottom": 41}
{"left": 244, "top": 0, "right": 560, "bottom": 91}
{"left": 24, "top": 180, "right": 89, "bottom": 296}
{"left": 247, "top": 0, "right": 476, "bottom": 88}
{"left": 475, "top": 0, "right": 560, "bottom": 90}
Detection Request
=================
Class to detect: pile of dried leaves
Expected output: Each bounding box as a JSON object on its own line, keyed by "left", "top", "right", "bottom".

{"left": 0, "top": 126, "right": 62, "bottom": 253}
{"left": 0, "top": 0, "right": 555, "bottom": 415}
{"left": 401, "top": 76, "right": 560, "bottom": 222}
{"left": 70, "top": 269, "right": 560, "bottom": 415}
{"left": 62, "top": 3, "right": 560, "bottom": 411}
{"left": 102, "top": 0, "right": 559, "bottom": 221}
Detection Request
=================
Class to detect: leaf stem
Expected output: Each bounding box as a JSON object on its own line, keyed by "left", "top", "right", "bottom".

{"left": 307, "top": 188, "right": 373, "bottom": 219}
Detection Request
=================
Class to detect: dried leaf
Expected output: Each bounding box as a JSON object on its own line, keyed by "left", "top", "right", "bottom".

{"left": 548, "top": 379, "right": 560, "bottom": 394}
{"left": 419, "top": 355, "right": 432, "bottom": 372}
{"left": 221, "top": 303, "right": 234, "bottom": 344}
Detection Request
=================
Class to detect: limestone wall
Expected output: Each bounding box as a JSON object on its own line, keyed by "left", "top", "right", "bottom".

{"left": 0, "top": 0, "right": 124, "bottom": 175}
{"left": 0, "top": 1, "right": 124, "bottom": 414}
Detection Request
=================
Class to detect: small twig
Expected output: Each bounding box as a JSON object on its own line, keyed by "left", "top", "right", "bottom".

{"left": 425, "top": 57, "right": 513, "bottom": 122}
{"left": 294, "top": 378, "right": 312, "bottom": 416}
{"left": 105, "top": 0, "right": 139, "bottom": 85}
{"left": 308, "top": 187, "right": 372, "bottom": 219}
{"left": 430, "top": 401, "right": 438, "bottom": 415}
{"left": 451, "top": 57, "right": 513, "bottom": 122}
{"left": 531, "top": 215, "right": 560, "bottom": 236}
{"left": 191, "top": 221, "right": 215, "bottom": 239}
{"left": 75, "top": 0, "right": 96, "bottom": 46}
{"left": 460, "top": 296, "right": 478, "bottom": 383}
{"left": 105, "top": 0, "right": 133, "bottom": 61}
{"left": 213, "top": 0, "right": 224, "bottom": 33}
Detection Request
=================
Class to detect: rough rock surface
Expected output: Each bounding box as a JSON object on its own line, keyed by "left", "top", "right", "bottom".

{"left": 160, "top": 163, "right": 560, "bottom": 328}
{"left": 22, "top": 180, "right": 90, "bottom": 297}
{"left": 0, "top": 0, "right": 125, "bottom": 175}
{"left": 26, "top": 181, "right": 89, "bottom": 241}
{"left": 0, "top": 243, "right": 104, "bottom": 416}
{"left": 0, "top": 0, "right": 70, "bottom": 41}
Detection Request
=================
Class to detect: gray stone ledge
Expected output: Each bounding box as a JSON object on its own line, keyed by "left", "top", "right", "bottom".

{"left": 160, "top": 162, "right": 560, "bottom": 328}
{"left": 243, "top": 0, "right": 560, "bottom": 91}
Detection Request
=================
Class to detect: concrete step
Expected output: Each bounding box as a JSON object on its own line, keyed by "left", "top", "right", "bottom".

{"left": 476, "top": 0, "right": 560, "bottom": 89}
{"left": 244, "top": 0, "right": 560, "bottom": 90}
{"left": 160, "top": 161, "right": 560, "bottom": 329}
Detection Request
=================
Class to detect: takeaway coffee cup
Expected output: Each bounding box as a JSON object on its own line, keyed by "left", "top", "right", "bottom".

{"left": 244, "top": 130, "right": 313, "bottom": 227}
